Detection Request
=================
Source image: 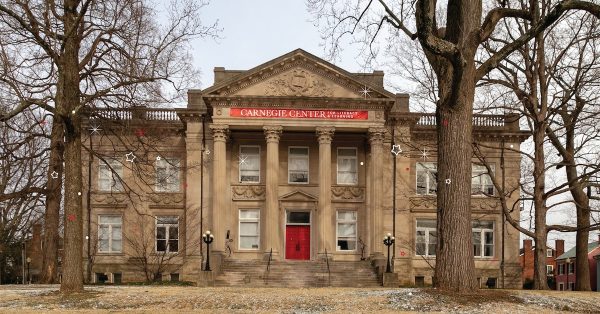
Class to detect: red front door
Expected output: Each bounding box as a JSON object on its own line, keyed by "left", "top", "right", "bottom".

{"left": 285, "top": 225, "right": 310, "bottom": 260}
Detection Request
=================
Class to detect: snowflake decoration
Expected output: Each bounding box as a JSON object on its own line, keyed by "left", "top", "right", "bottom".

{"left": 445, "top": 178, "right": 451, "bottom": 185}
{"left": 420, "top": 149, "right": 430, "bottom": 160}
{"left": 359, "top": 86, "right": 371, "bottom": 98}
{"left": 50, "top": 171, "right": 58, "bottom": 179}
{"left": 89, "top": 124, "right": 102, "bottom": 135}
{"left": 391, "top": 144, "right": 402, "bottom": 156}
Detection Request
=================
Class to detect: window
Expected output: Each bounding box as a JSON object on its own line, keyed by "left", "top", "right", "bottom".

{"left": 547, "top": 265, "right": 554, "bottom": 275}
{"left": 547, "top": 249, "right": 553, "bottom": 257}
{"left": 96, "top": 273, "right": 108, "bottom": 284}
{"left": 239, "top": 209, "right": 260, "bottom": 249}
{"left": 155, "top": 158, "right": 181, "bottom": 192}
{"left": 558, "top": 283, "right": 564, "bottom": 291}
{"left": 98, "top": 215, "right": 122, "bottom": 253}
{"left": 170, "top": 273, "right": 179, "bottom": 282}
{"left": 288, "top": 147, "right": 309, "bottom": 183}
{"left": 337, "top": 148, "right": 358, "bottom": 185}
{"left": 336, "top": 211, "right": 357, "bottom": 251}
{"left": 472, "top": 221, "right": 494, "bottom": 257}
{"left": 416, "top": 220, "right": 437, "bottom": 256}
{"left": 239, "top": 146, "right": 260, "bottom": 183}
{"left": 569, "top": 282, "right": 575, "bottom": 290}
{"left": 415, "top": 276, "right": 425, "bottom": 287}
{"left": 416, "top": 163, "right": 437, "bottom": 195}
{"left": 98, "top": 159, "right": 123, "bottom": 192}
{"left": 557, "top": 264, "right": 562, "bottom": 275}
{"left": 113, "top": 273, "right": 122, "bottom": 284}
{"left": 156, "top": 216, "right": 179, "bottom": 253}
{"left": 472, "top": 164, "right": 495, "bottom": 195}
{"left": 568, "top": 262, "right": 575, "bottom": 274}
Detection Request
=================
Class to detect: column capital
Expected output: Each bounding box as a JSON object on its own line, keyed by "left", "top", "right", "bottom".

{"left": 316, "top": 126, "right": 335, "bottom": 144}
{"left": 210, "top": 124, "right": 229, "bottom": 142}
{"left": 368, "top": 127, "right": 387, "bottom": 145}
{"left": 263, "top": 125, "right": 283, "bottom": 143}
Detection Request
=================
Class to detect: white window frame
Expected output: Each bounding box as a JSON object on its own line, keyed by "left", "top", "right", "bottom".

{"left": 546, "top": 249, "right": 553, "bottom": 257}
{"left": 558, "top": 283, "right": 564, "bottom": 291}
{"left": 416, "top": 219, "right": 437, "bottom": 257}
{"left": 155, "top": 216, "right": 179, "bottom": 253}
{"left": 416, "top": 162, "right": 437, "bottom": 195}
{"left": 288, "top": 146, "right": 309, "bottom": 184}
{"left": 472, "top": 164, "right": 495, "bottom": 196}
{"left": 98, "top": 158, "right": 123, "bottom": 192}
{"left": 98, "top": 215, "right": 122, "bottom": 253}
{"left": 568, "top": 262, "right": 575, "bottom": 274}
{"left": 239, "top": 145, "right": 261, "bottom": 183}
{"left": 155, "top": 158, "right": 181, "bottom": 192}
{"left": 336, "top": 210, "right": 357, "bottom": 251}
{"left": 239, "top": 209, "right": 260, "bottom": 250}
{"left": 472, "top": 221, "right": 494, "bottom": 258}
{"left": 546, "top": 265, "right": 554, "bottom": 275}
{"left": 336, "top": 147, "right": 358, "bottom": 185}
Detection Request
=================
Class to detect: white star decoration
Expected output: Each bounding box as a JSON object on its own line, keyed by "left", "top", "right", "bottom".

{"left": 125, "top": 152, "right": 136, "bottom": 163}
{"left": 445, "top": 178, "right": 451, "bottom": 184}
{"left": 89, "top": 124, "right": 102, "bottom": 135}
{"left": 50, "top": 171, "right": 58, "bottom": 179}
{"left": 391, "top": 144, "right": 402, "bottom": 156}
{"left": 156, "top": 156, "right": 161, "bottom": 161}
{"left": 359, "top": 86, "right": 371, "bottom": 98}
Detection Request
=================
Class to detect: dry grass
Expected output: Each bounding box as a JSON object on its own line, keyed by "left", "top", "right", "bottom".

{"left": 0, "top": 285, "right": 598, "bottom": 313}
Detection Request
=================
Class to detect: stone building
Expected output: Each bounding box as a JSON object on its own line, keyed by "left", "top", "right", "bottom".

{"left": 83, "top": 49, "right": 527, "bottom": 287}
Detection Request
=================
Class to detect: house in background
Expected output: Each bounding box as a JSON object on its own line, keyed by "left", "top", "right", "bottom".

{"left": 555, "top": 234, "right": 600, "bottom": 291}
{"left": 520, "top": 239, "right": 564, "bottom": 289}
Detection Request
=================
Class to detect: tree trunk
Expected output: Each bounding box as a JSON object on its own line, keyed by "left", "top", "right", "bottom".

{"left": 40, "top": 119, "right": 64, "bottom": 284}
{"left": 59, "top": 0, "right": 84, "bottom": 293}
{"left": 532, "top": 119, "right": 548, "bottom": 290}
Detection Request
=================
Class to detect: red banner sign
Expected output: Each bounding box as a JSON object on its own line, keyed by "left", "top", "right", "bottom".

{"left": 230, "top": 108, "right": 368, "bottom": 120}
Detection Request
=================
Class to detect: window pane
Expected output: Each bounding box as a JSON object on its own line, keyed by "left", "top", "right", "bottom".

{"left": 112, "top": 239, "right": 122, "bottom": 252}
{"left": 157, "top": 226, "right": 166, "bottom": 240}
{"left": 287, "top": 212, "right": 310, "bottom": 223}
{"left": 157, "top": 239, "right": 166, "bottom": 252}
{"left": 338, "top": 239, "right": 356, "bottom": 250}
{"left": 417, "top": 220, "right": 436, "bottom": 228}
{"left": 240, "top": 236, "right": 259, "bottom": 249}
{"left": 157, "top": 216, "right": 178, "bottom": 224}
{"left": 240, "top": 146, "right": 259, "bottom": 155}
{"left": 168, "top": 226, "right": 178, "bottom": 240}
{"left": 338, "top": 211, "right": 357, "bottom": 221}
{"left": 338, "top": 223, "right": 356, "bottom": 237}
{"left": 416, "top": 242, "right": 426, "bottom": 255}
{"left": 240, "top": 210, "right": 259, "bottom": 219}
{"left": 168, "top": 240, "right": 178, "bottom": 252}
{"left": 100, "top": 216, "right": 121, "bottom": 224}
{"left": 289, "top": 172, "right": 309, "bottom": 183}
{"left": 240, "top": 222, "right": 259, "bottom": 235}
{"left": 473, "top": 232, "right": 481, "bottom": 256}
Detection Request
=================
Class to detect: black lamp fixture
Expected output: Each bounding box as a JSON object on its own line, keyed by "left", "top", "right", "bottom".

{"left": 202, "top": 230, "right": 214, "bottom": 271}
{"left": 383, "top": 233, "right": 395, "bottom": 273}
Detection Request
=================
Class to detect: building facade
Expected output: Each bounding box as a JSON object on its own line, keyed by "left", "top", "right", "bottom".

{"left": 520, "top": 239, "right": 564, "bottom": 289}
{"left": 555, "top": 236, "right": 600, "bottom": 291}
{"left": 83, "top": 49, "right": 527, "bottom": 287}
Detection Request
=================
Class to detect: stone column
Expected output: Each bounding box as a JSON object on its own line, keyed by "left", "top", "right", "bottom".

{"left": 263, "top": 125, "right": 283, "bottom": 258}
{"left": 369, "top": 127, "right": 386, "bottom": 257}
{"left": 209, "top": 124, "right": 229, "bottom": 253}
{"left": 316, "top": 126, "right": 335, "bottom": 257}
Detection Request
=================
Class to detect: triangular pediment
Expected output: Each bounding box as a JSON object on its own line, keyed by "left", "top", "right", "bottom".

{"left": 279, "top": 190, "right": 318, "bottom": 202}
{"left": 202, "top": 49, "right": 393, "bottom": 100}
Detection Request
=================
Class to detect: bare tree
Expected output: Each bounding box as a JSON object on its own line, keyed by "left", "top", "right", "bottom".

{"left": 0, "top": 0, "right": 217, "bottom": 292}
{"left": 308, "top": 0, "right": 600, "bottom": 291}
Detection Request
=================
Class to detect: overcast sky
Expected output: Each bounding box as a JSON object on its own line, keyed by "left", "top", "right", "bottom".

{"left": 191, "top": 0, "right": 363, "bottom": 89}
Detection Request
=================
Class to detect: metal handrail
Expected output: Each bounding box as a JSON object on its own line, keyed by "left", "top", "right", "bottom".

{"left": 264, "top": 248, "right": 272, "bottom": 285}
{"left": 324, "top": 248, "right": 331, "bottom": 286}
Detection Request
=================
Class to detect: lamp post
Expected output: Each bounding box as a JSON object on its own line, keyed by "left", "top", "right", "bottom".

{"left": 202, "top": 230, "right": 214, "bottom": 271}
{"left": 26, "top": 257, "right": 31, "bottom": 284}
{"left": 383, "top": 233, "right": 395, "bottom": 273}
{"left": 565, "top": 258, "right": 571, "bottom": 290}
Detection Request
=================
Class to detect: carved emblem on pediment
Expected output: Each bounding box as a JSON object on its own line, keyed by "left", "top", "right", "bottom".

{"left": 264, "top": 69, "right": 333, "bottom": 97}
{"left": 232, "top": 185, "right": 266, "bottom": 200}
{"left": 92, "top": 194, "right": 127, "bottom": 204}
{"left": 145, "top": 193, "right": 184, "bottom": 205}
{"left": 331, "top": 186, "right": 365, "bottom": 201}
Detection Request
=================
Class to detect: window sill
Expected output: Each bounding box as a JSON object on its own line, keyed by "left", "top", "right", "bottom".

{"left": 96, "top": 252, "right": 125, "bottom": 256}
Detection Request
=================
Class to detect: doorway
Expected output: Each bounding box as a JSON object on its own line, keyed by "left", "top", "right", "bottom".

{"left": 285, "top": 211, "right": 310, "bottom": 260}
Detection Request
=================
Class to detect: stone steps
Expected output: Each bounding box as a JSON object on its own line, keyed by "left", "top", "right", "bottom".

{"left": 214, "top": 259, "right": 381, "bottom": 287}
